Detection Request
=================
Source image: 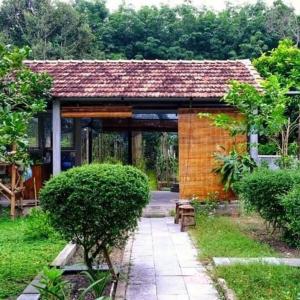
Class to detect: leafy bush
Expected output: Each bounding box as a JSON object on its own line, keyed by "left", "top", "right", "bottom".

{"left": 190, "top": 192, "right": 219, "bottom": 216}
{"left": 24, "top": 207, "right": 59, "bottom": 240}
{"left": 34, "top": 267, "right": 70, "bottom": 300}
{"left": 80, "top": 271, "right": 111, "bottom": 299}
{"left": 235, "top": 168, "right": 298, "bottom": 229}
{"left": 213, "top": 149, "right": 256, "bottom": 191}
{"left": 35, "top": 268, "right": 111, "bottom": 300}
{"left": 281, "top": 187, "right": 300, "bottom": 247}
{"left": 235, "top": 168, "right": 300, "bottom": 247}
{"left": 40, "top": 163, "right": 149, "bottom": 269}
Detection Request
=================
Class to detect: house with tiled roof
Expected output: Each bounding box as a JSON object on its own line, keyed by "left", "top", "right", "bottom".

{"left": 25, "top": 59, "right": 260, "bottom": 200}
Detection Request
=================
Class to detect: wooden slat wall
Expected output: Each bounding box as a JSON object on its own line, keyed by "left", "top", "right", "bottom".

{"left": 178, "top": 108, "right": 246, "bottom": 200}
{"left": 61, "top": 106, "right": 132, "bottom": 118}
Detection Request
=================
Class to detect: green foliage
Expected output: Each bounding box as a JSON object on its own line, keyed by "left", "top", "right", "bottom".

{"left": 79, "top": 271, "right": 110, "bottom": 300}
{"left": 34, "top": 267, "right": 71, "bottom": 300}
{"left": 223, "top": 56, "right": 299, "bottom": 159}
{"left": 0, "top": 210, "right": 65, "bottom": 298}
{"left": 146, "top": 169, "right": 158, "bottom": 191}
{"left": 254, "top": 39, "right": 300, "bottom": 89}
{"left": 281, "top": 187, "right": 300, "bottom": 247}
{"left": 202, "top": 40, "right": 300, "bottom": 166}
{"left": 198, "top": 113, "right": 247, "bottom": 137}
{"left": 235, "top": 168, "right": 298, "bottom": 229}
{"left": 190, "top": 215, "right": 276, "bottom": 261}
{"left": 213, "top": 149, "right": 256, "bottom": 191}
{"left": 190, "top": 192, "right": 219, "bottom": 216}
{"left": 216, "top": 264, "right": 300, "bottom": 300}
{"left": 258, "top": 141, "right": 278, "bottom": 155}
{"left": 0, "top": 44, "right": 51, "bottom": 168}
{"left": 156, "top": 154, "right": 178, "bottom": 183}
{"left": 236, "top": 168, "right": 300, "bottom": 246}
{"left": 0, "top": 1, "right": 298, "bottom": 60}
{"left": 155, "top": 132, "right": 178, "bottom": 184}
{"left": 40, "top": 163, "right": 149, "bottom": 270}
{"left": 35, "top": 268, "right": 111, "bottom": 300}
{"left": 23, "top": 207, "right": 59, "bottom": 240}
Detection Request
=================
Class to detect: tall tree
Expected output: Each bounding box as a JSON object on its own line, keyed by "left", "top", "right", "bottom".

{"left": 0, "top": 0, "right": 299, "bottom": 60}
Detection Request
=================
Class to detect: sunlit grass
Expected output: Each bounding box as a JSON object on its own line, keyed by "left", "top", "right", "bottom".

{"left": 0, "top": 210, "right": 65, "bottom": 298}
{"left": 190, "top": 215, "right": 277, "bottom": 262}
{"left": 216, "top": 264, "right": 300, "bottom": 300}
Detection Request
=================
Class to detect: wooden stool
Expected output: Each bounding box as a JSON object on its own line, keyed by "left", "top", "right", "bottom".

{"left": 174, "top": 200, "right": 189, "bottom": 224}
{"left": 180, "top": 204, "right": 195, "bottom": 232}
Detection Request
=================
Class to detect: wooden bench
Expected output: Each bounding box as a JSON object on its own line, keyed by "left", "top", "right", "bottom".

{"left": 174, "top": 200, "right": 190, "bottom": 224}
{"left": 179, "top": 204, "right": 195, "bottom": 232}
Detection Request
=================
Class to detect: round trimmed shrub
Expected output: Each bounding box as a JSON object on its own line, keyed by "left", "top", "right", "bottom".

{"left": 40, "top": 163, "right": 149, "bottom": 268}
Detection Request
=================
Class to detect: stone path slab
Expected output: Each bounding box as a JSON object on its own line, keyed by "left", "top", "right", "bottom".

{"left": 126, "top": 217, "right": 219, "bottom": 300}
{"left": 143, "top": 192, "right": 179, "bottom": 217}
{"left": 213, "top": 257, "right": 300, "bottom": 267}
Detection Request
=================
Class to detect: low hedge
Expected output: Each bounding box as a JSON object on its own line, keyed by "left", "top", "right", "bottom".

{"left": 40, "top": 163, "right": 150, "bottom": 269}
{"left": 282, "top": 187, "right": 300, "bottom": 247}
{"left": 235, "top": 168, "right": 300, "bottom": 247}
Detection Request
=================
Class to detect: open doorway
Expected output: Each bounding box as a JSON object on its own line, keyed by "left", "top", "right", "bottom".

{"left": 131, "top": 132, "right": 178, "bottom": 192}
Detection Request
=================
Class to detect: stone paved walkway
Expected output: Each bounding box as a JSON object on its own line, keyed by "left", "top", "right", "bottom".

{"left": 126, "top": 217, "right": 219, "bottom": 300}
{"left": 143, "top": 192, "right": 179, "bottom": 217}
{"left": 213, "top": 257, "right": 300, "bottom": 267}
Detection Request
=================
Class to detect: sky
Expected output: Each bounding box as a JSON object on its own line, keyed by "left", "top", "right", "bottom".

{"left": 0, "top": 0, "right": 299, "bottom": 12}
{"left": 105, "top": 0, "right": 300, "bottom": 12}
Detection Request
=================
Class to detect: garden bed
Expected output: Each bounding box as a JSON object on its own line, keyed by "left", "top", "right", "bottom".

{"left": 18, "top": 238, "right": 129, "bottom": 299}
{"left": 62, "top": 246, "right": 125, "bottom": 299}
{"left": 0, "top": 209, "right": 65, "bottom": 299}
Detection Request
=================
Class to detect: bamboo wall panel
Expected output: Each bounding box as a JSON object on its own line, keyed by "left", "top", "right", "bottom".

{"left": 178, "top": 108, "right": 246, "bottom": 200}
{"left": 61, "top": 106, "right": 132, "bottom": 118}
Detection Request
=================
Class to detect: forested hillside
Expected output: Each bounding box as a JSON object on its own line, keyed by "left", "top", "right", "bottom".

{"left": 0, "top": 0, "right": 299, "bottom": 60}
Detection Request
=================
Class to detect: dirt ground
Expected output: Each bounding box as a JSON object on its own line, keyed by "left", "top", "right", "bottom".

{"left": 232, "top": 214, "right": 300, "bottom": 258}
{"left": 65, "top": 246, "right": 124, "bottom": 299}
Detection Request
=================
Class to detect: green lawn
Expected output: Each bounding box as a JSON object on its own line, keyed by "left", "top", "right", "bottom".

{"left": 146, "top": 170, "right": 158, "bottom": 191}
{"left": 216, "top": 264, "right": 300, "bottom": 300}
{"left": 190, "top": 215, "right": 277, "bottom": 261}
{"left": 0, "top": 210, "right": 65, "bottom": 299}
{"left": 191, "top": 214, "right": 300, "bottom": 300}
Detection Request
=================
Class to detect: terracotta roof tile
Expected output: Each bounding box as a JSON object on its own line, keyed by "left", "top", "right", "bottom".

{"left": 25, "top": 60, "right": 261, "bottom": 99}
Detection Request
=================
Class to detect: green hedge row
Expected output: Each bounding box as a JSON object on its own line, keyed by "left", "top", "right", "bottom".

{"left": 235, "top": 168, "right": 300, "bottom": 247}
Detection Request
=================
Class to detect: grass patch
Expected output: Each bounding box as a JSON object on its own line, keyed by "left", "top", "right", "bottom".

{"left": 147, "top": 169, "right": 158, "bottom": 191}
{"left": 190, "top": 215, "right": 277, "bottom": 261}
{"left": 0, "top": 210, "right": 65, "bottom": 299}
{"left": 216, "top": 264, "right": 300, "bottom": 300}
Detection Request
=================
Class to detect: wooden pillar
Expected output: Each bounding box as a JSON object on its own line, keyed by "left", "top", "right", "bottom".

{"left": 52, "top": 100, "right": 61, "bottom": 175}
{"left": 88, "top": 127, "right": 93, "bottom": 164}
{"left": 10, "top": 144, "right": 17, "bottom": 219}
{"left": 131, "top": 131, "right": 143, "bottom": 165}
{"left": 74, "top": 119, "right": 82, "bottom": 166}
{"left": 128, "top": 131, "right": 133, "bottom": 164}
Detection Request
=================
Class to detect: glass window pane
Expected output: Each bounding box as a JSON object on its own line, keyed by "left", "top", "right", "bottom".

{"left": 61, "top": 151, "right": 76, "bottom": 170}
{"left": 133, "top": 113, "right": 178, "bottom": 120}
{"left": 44, "top": 115, "right": 52, "bottom": 148}
{"left": 28, "top": 117, "right": 39, "bottom": 148}
{"left": 61, "top": 118, "right": 74, "bottom": 148}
